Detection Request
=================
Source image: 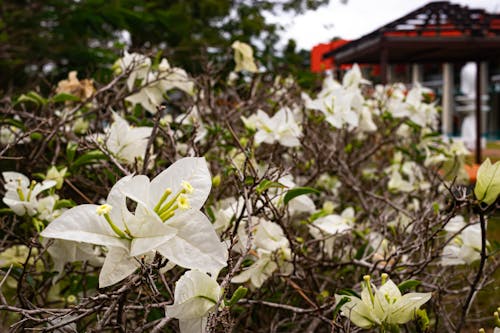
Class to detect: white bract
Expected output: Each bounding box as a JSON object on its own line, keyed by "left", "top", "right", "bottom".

{"left": 441, "top": 215, "right": 485, "bottom": 266}
{"left": 2, "top": 172, "right": 56, "bottom": 216}
{"left": 309, "top": 207, "right": 355, "bottom": 257}
{"left": 303, "top": 65, "right": 368, "bottom": 130}
{"left": 41, "top": 157, "right": 228, "bottom": 287}
{"left": 122, "top": 56, "right": 194, "bottom": 114}
{"left": 166, "top": 270, "right": 222, "bottom": 333}
{"left": 105, "top": 113, "right": 152, "bottom": 165}
{"left": 336, "top": 275, "right": 431, "bottom": 329}
{"left": 249, "top": 108, "right": 302, "bottom": 147}
{"left": 232, "top": 219, "right": 292, "bottom": 288}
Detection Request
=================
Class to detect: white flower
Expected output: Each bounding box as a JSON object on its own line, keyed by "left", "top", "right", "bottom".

{"left": 303, "top": 67, "right": 365, "bottom": 130}
{"left": 115, "top": 51, "right": 151, "bottom": 91}
{"left": 105, "top": 113, "right": 152, "bottom": 165}
{"left": 125, "top": 57, "right": 194, "bottom": 114}
{"left": 441, "top": 216, "right": 485, "bottom": 266}
{"left": 46, "top": 166, "right": 67, "bottom": 190}
{"left": 166, "top": 270, "right": 222, "bottom": 333}
{"left": 41, "top": 157, "right": 228, "bottom": 287}
{"left": 309, "top": 207, "right": 355, "bottom": 257}
{"left": 336, "top": 275, "right": 431, "bottom": 329}
{"left": 232, "top": 219, "right": 292, "bottom": 288}
{"left": 231, "top": 41, "right": 258, "bottom": 73}
{"left": 2, "top": 172, "right": 56, "bottom": 216}
{"left": 44, "top": 239, "right": 104, "bottom": 277}
{"left": 252, "top": 108, "right": 302, "bottom": 147}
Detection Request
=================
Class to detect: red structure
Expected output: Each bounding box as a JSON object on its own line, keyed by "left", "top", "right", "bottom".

{"left": 310, "top": 39, "right": 348, "bottom": 73}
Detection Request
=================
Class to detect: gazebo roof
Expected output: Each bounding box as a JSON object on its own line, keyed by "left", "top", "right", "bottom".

{"left": 325, "top": 1, "right": 500, "bottom": 64}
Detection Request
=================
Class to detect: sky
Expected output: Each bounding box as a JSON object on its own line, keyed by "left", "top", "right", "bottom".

{"left": 267, "top": 0, "right": 500, "bottom": 50}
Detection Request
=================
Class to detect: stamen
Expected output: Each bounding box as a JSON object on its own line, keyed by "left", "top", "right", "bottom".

{"left": 16, "top": 178, "right": 25, "bottom": 201}
{"left": 381, "top": 273, "right": 388, "bottom": 285}
{"left": 26, "top": 180, "right": 36, "bottom": 201}
{"left": 96, "top": 204, "right": 131, "bottom": 240}
{"left": 181, "top": 181, "right": 193, "bottom": 194}
{"left": 154, "top": 188, "right": 172, "bottom": 213}
{"left": 363, "top": 275, "right": 375, "bottom": 305}
{"left": 177, "top": 194, "right": 190, "bottom": 210}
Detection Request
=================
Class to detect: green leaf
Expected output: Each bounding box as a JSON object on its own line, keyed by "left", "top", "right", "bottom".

{"left": 66, "top": 142, "right": 78, "bottom": 164}
{"left": 332, "top": 296, "right": 350, "bottom": 319}
{"left": 474, "top": 158, "right": 500, "bottom": 206}
{"left": 255, "top": 179, "right": 285, "bottom": 194}
{"left": 54, "top": 199, "right": 76, "bottom": 210}
{"left": 15, "top": 91, "right": 47, "bottom": 106}
{"left": 51, "top": 92, "right": 80, "bottom": 103}
{"left": 336, "top": 288, "right": 360, "bottom": 299}
{"left": 71, "top": 150, "right": 106, "bottom": 169}
{"left": 397, "top": 279, "right": 421, "bottom": 293}
{"left": 225, "top": 286, "right": 248, "bottom": 307}
{"left": 283, "top": 187, "right": 320, "bottom": 205}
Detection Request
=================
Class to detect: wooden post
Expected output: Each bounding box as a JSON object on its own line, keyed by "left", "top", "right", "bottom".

{"left": 380, "top": 48, "right": 388, "bottom": 84}
{"left": 475, "top": 60, "right": 482, "bottom": 164}
{"left": 442, "top": 63, "right": 454, "bottom": 136}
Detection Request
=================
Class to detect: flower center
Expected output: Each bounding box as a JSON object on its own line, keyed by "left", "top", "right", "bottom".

{"left": 153, "top": 181, "right": 193, "bottom": 222}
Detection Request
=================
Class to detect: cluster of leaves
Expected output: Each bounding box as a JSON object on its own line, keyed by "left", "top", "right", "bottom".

{"left": 0, "top": 47, "right": 499, "bottom": 333}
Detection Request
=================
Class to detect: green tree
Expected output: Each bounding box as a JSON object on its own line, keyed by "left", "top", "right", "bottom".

{"left": 0, "top": 0, "right": 328, "bottom": 93}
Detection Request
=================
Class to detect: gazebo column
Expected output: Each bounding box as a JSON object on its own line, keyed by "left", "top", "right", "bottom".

{"left": 442, "top": 63, "right": 454, "bottom": 136}
{"left": 411, "top": 64, "right": 423, "bottom": 85}
{"left": 480, "top": 62, "right": 489, "bottom": 135}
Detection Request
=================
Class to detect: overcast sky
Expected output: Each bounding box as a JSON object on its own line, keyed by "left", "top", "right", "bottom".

{"left": 267, "top": 0, "right": 500, "bottom": 50}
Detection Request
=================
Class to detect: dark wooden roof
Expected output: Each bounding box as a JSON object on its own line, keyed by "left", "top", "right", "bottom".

{"left": 325, "top": 1, "right": 500, "bottom": 64}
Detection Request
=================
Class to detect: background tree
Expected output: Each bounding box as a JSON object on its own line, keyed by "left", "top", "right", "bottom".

{"left": 0, "top": 0, "right": 329, "bottom": 93}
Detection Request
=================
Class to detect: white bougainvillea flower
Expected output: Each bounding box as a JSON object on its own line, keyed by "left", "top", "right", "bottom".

{"left": 44, "top": 239, "right": 104, "bottom": 278}
{"left": 45, "top": 166, "right": 67, "bottom": 190}
{"left": 2, "top": 172, "right": 56, "bottom": 216}
{"left": 41, "top": 157, "right": 227, "bottom": 287}
{"left": 302, "top": 67, "right": 365, "bottom": 130}
{"left": 232, "top": 219, "right": 292, "bottom": 288}
{"left": 231, "top": 41, "right": 258, "bottom": 73}
{"left": 342, "top": 64, "right": 370, "bottom": 89}
{"left": 336, "top": 275, "right": 431, "bottom": 329}
{"left": 252, "top": 108, "right": 301, "bottom": 147}
{"left": 309, "top": 207, "right": 355, "bottom": 257}
{"left": 115, "top": 51, "right": 152, "bottom": 91}
{"left": 105, "top": 113, "right": 152, "bottom": 165}
{"left": 125, "top": 57, "right": 194, "bottom": 114}
{"left": 166, "top": 270, "right": 222, "bottom": 333}
{"left": 441, "top": 215, "right": 485, "bottom": 266}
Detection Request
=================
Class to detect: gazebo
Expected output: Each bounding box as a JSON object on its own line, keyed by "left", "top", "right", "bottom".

{"left": 324, "top": 1, "right": 500, "bottom": 163}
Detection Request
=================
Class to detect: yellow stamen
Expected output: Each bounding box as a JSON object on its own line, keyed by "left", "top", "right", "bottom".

{"left": 154, "top": 188, "right": 172, "bottom": 213}
{"left": 363, "top": 275, "right": 375, "bottom": 305}
{"left": 177, "top": 194, "right": 190, "bottom": 210}
{"left": 96, "top": 204, "right": 130, "bottom": 240}
{"left": 181, "top": 181, "right": 193, "bottom": 194}
{"left": 381, "top": 273, "right": 388, "bottom": 285}
{"left": 26, "top": 180, "right": 36, "bottom": 201}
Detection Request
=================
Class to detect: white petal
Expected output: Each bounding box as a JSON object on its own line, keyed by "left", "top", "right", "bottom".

{"left": 41, "top": 205, "right": 127, "bottom": 250}
{"left": 166, "top": 270, "right": 220, "bottom": 319}
{"left": 150, "top": 157, "right": 211, "bottom": 211}
{"left": 156, "top": 211, "right": 227, "bottom": 276}
{"left": 99, "top": 246, "right": 140, "bottom": 288}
